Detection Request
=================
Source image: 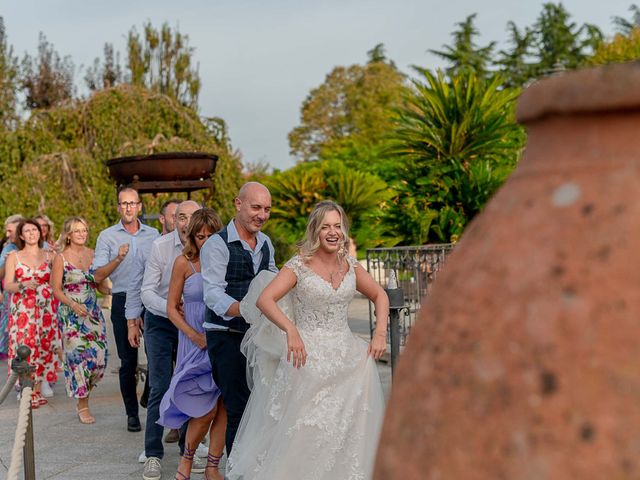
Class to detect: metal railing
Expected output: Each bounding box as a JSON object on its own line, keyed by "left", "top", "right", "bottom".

{"left": 366, "top": 244, "right": 453, "bottom": 351}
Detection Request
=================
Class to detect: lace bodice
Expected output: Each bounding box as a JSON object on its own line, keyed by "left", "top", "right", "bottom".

{"left": 284, "top": 255, "right": 359, "bottom": 333}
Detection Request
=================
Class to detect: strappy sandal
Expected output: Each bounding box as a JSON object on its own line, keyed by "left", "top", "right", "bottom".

{"left": 204, "top": 453, "right": 223, "bottom": 480}
{"left": 77, "top": 407, "right": 95, "bottom": 424}
{"left": 30, "top": 392, "right": 47, "bottom": 407}
{"left": 175, "top": 445, "right": 196, "bottom": 480}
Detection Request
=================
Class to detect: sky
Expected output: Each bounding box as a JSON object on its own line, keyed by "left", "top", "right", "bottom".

{"left": 3, "top": 0, "right": 635, "bottom": 170}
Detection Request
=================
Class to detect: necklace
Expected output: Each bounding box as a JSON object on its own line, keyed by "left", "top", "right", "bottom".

{"left": 67, "top": 247, "right": 88, "bottom": 268}
{"left": 321, "top": 261, "right": 344, "bottom": 287}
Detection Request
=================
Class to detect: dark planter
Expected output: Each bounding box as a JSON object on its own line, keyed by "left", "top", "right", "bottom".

{"left": 106, "top": 152, "right": 218, "bottom": 193}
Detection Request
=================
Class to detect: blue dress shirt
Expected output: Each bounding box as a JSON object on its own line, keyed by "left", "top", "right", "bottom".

{"left": 92, "top": 220, "right": 159, "bottom": 294}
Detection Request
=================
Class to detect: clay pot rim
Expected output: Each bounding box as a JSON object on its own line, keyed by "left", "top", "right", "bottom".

{"left": 517, "top": 61, "right": 640, "bottom": 123}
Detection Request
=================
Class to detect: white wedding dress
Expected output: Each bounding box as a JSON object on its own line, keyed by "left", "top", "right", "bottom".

{"left": 227, "top": 255, "right": 385, "bottom": 480}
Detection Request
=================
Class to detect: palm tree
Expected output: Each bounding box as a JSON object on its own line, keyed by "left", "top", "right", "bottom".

{"left": 263, "top": 161, "right": 395, "bottom": 261}
{"left": 387, "top": 68, "right": 525, "bottom": 243}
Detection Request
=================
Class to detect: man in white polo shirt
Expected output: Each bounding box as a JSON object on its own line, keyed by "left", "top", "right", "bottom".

{"left": 139, "top": 200, "right": 201, "bottom": 480}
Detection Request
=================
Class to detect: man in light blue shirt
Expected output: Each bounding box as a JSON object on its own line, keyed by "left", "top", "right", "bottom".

{"left": 201, "top": 182, "right": 277, "bottom": 455}
{"left": 125, "top": 199, "right": 179, "bottom": 453}
{"left": 92, "top": 187, "right": 159, "bottom": 433}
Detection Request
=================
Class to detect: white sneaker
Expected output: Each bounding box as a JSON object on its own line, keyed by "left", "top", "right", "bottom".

{"left": 138, "top": 450, "right": 147, "bottom": 463}
{"left": 40, "top": 382, "right": 54, "bottom": 398}
{"left": 142, "top": 456, "right": 161, "bottom": 480}
{"left": 196, "top": 441, "right": 208, "bottom": 458}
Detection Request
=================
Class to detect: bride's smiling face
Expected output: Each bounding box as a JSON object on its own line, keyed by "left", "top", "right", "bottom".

{"left": 318, "top": 210, "right": 344, "bottom": 254}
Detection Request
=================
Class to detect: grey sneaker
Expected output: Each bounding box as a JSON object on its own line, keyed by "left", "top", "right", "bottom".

{"left": 191, "top": 455, "right": 206, "bottom": 474}
{"left": 142, "top": 456, "right": 162, "bottom": 480}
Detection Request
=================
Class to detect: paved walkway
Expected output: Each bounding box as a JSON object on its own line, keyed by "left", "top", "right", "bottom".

{"left": 0, "top": 296, "right": 391, "bottom": 479}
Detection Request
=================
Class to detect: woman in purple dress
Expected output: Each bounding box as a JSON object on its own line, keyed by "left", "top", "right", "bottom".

{"left": 159, "top": 208, "right": 227, "bottom": 480}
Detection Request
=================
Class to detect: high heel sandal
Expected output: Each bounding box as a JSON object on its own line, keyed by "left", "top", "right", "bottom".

{"left": 175, "top": 445, "right": 196, "bottom": 480}
{"left": 30, "top": 392, "right": 47, "bottom": 408}
{"left": 77, "top": 407, "right": 95, "bottom": 424}
{"left": 204, "top": 453, "right": 223, "bottom": 480}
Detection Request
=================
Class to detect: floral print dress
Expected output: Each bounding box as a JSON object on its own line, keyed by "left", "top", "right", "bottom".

{"left": 58, "top": 256, "right": 108, "bottom": 398}
{"left": 8, "top": 252, "right": 60, "bottom": 384}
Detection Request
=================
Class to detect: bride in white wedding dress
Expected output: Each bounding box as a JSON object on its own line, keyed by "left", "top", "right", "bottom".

{"left": 227, "top": 200, "right": 389, "bottom": 480}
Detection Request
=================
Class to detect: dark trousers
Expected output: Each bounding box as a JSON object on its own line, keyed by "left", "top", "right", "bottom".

{"left": 206, "top": 330, "right": 250, "bottom": 455}
{"left": 111, "top": 293, "right": 139, "bottom": 418}
{"left": 144, "top": 310, "right": 180, "bottom": 459}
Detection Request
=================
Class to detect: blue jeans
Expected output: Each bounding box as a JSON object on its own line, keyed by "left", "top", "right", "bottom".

{"left": 143, "top": 311, "right": 180, "bottom": 458}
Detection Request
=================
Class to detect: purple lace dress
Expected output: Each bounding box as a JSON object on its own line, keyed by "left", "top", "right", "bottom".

{"left": 158, "top": 266, "right": 220, "bottom": 428}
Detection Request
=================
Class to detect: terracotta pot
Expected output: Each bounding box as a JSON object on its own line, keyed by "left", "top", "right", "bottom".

{"left": 374, "top": 63, "right": 640, "bottom": 479}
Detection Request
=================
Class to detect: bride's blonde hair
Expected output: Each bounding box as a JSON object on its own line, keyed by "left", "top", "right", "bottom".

{"left": 298, "top": 200, "right": 350, "bottom": 261}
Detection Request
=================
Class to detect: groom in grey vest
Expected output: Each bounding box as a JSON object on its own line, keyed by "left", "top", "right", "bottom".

{"left": 201, "top": 182, "right": 277, "bottom": 455}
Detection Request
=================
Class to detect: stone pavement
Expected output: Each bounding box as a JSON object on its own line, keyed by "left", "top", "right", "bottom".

{"left": 0, "top": 296, "right": 391, "bottom": 479}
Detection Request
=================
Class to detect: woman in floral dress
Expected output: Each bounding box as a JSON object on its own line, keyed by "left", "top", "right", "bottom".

{"left": 3, "top": 219, "right": 60, "bottom": 408}
{"left": 51, "top": 217, "right": 109, "bottom": 424}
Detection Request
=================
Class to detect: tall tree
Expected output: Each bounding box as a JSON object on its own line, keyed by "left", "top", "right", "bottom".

{"left": 85, "top": 42, "right": 122, "bottom": 91}
{"left": 264, "top": 160, "right": 395, "bottom": 262}
{"left": 21, "top": 33, "right": 75, "bottom": 110}
{"left": 388, "top": 69, "right": 525, "bottom": 243}
{"left": 495, "top": 2, "right": 603, "bottom": 86}
{"left": 613, "top": 4, "right": 640, "bottom": 34}
{"left": 496, "top": 22, "right": 534, "bottom": 88}
{"left": 367, "top": 43, "right": 395, "bottom": 67}
{"left": 288, "top": 47, "right": 406, "bottom": 169}
{"left": 125, "top": 22, "right": 201, "bottom": 109}
{"left": 533, "top": 3, "right": 602, "bottom": 71}
{"left": 430, "top": 14, "right": 496, "bottom": 78}
{"left": 0, "top": 17, "right": 19, "bottom": 130}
